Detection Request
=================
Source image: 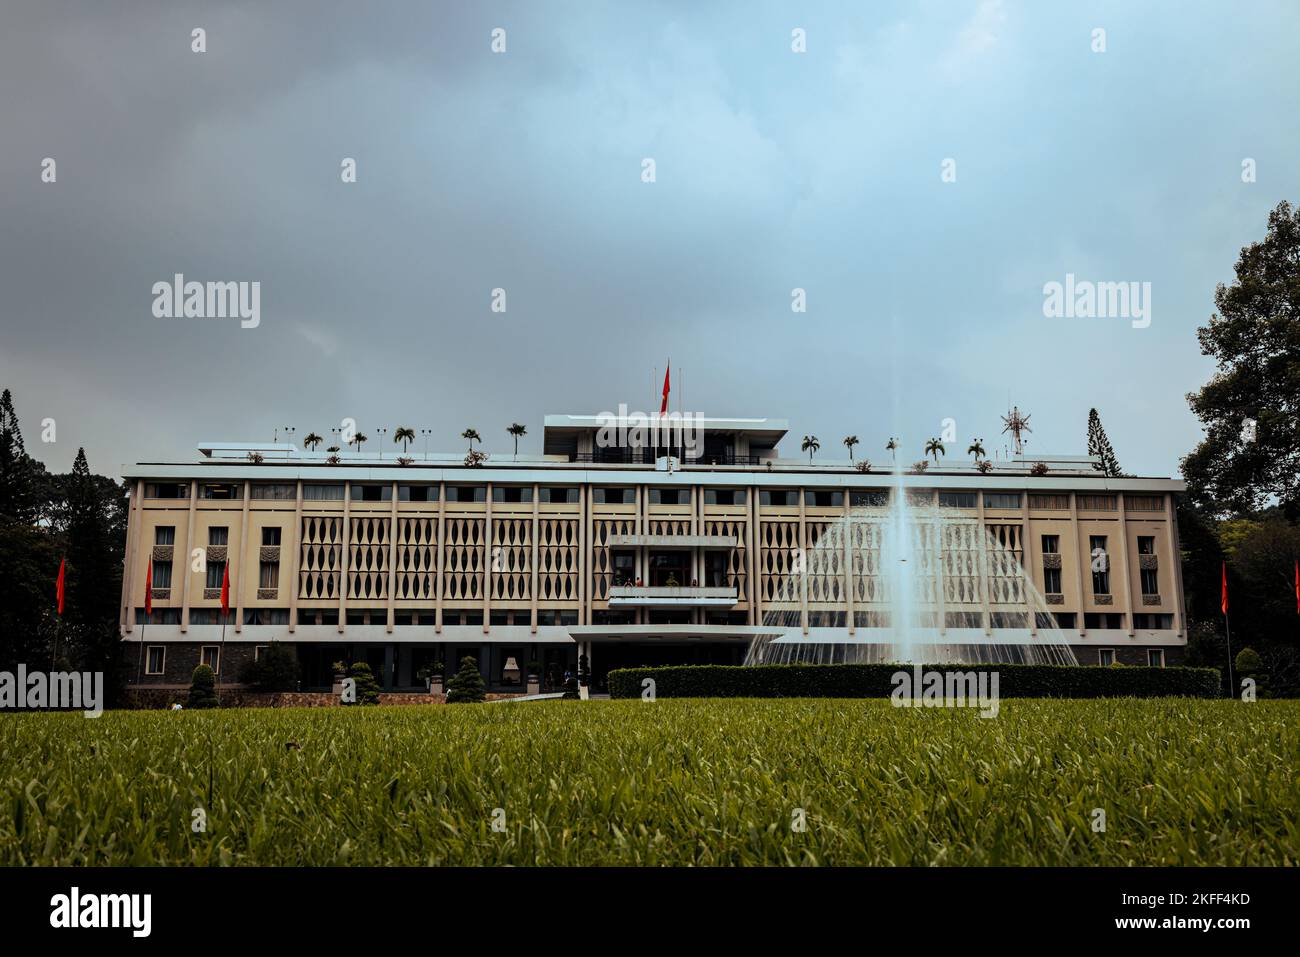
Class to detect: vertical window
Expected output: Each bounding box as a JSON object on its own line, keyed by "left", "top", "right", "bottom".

{"left": 1140, "top": 568, "right": 1159, "bottom": 596}
{"left": 200, "top": 646, "right": 221, "bottom": 672}
{"left": 151, "top": 559, "right": 172, "bottom": 590}
{"left": 1147, "top": 649, "right": 1165, "bottom": 668}
{"left": 1041, "top": 534, "right": 1059, "bottom": 554}
{"left": 1098, "top": 649, "right": 1115, "bottom": 667}
{"left": 145, "top": 646, "right": 166, "bottom": 675}
{"left": 259, "top": 560, "right": 279, "bottom": 589}
{"left": 1137, "top": 536, "right": 1155, "bottom": 555}
{"left": 1043, "top": 567, "right": 1061, "bottom": 594}
{"left": 261, "top": 527, "right": 282, "bottom": 546}
{"left": 208, "top": 527, "right": 229, "bottom": 546}
{"left": 155, "top": 526, "right": 176, "bottom": 545}
{"left": 1089, "top": 535, "right": 1110, "bottom": 594}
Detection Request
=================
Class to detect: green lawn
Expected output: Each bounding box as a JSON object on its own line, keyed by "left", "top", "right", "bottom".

{"left": 1, "top": 698, "right": 1296, "bottom": 865}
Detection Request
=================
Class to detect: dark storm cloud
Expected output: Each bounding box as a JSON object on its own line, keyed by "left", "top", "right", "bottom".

{"left": 2, "top": 1, "right": 1298, "bottom": 477}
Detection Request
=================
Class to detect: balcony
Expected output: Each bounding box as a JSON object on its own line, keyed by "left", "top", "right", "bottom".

{"left": 607, "top": 533, "right": 739, "bottom": 548}
{"left": 608, "top": 585, "right": 739, "bottom": 607}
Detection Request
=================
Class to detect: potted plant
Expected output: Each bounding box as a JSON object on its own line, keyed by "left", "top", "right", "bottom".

{"left": 428, "top": 661, "right": 445, "bottom": 695}
{"left": 526, "top": 661, "right": 541, "bottom": 695}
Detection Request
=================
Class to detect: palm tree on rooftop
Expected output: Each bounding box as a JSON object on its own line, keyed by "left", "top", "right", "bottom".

{"left": 507, "top": 423, "right": 527, "bottom": 460}
{"left": 886, "top": 437, "right": 899, "bottom": 462}
{"left": 967, "top": 438, "right": 986, "bottom": 462}
{"left": 394, "top": 426, "right": 415, "bottom": 453}
{"left": 802, "top": 434, "right": 820, "bottom": 465}
{"left": 925, "top": 437, "right": 945, "bottom": 463}
{"left": 350, "top": 432, "right": 368, "bottom": 454}
{"left": 462, "top": 428, "right": 481, "bottom": 455}
{"left": 303, "top": 432, "right": 323, "bottom": 451}
{"left": 842, "top": 435, "right": 859, "bottom": 462}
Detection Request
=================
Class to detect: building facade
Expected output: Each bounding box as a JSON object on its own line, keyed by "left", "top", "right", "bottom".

{"left": 120, "top": 414, "right": 1188, "bottom": 693}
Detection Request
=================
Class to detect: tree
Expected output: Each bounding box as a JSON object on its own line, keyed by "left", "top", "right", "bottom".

{"left": 801, "top": 435, "right": 820, "bottom": 464}
{"left": 63, "top": 448, "right": 124, "bottom": 701}
{"left": 347, "top": 661, "right": 381, "bottom": 704}
{"left": 1183, "top": 201, "right": 1300, "bottom": 519}
{"left": 842, "top": 435, "right": 858, "bottom": 461}
{"left": 188, "top": 664, "right": 218, "bottom": 708}
{"left": 238, "top": 642, "right": 300, "bottom": 692}
{"left": 462, "top": 428, "right": 481, "bottom": 454}
{"left": 886, "top": 437, "right": 898, "bottom": 461}
{"left": 393, "top": 426, "right": 415, "bottom": 453}
{"left": 925, "top": 438, "right": 945, "bottom": 462}
{"left": 302, "top": 432, "right": 323, "bottom": 451}
{"left": 445, "top": 655, "right": 486, "bottom": 703}
{"left": 0, "top": 388, "right": 39, "bottom": 525}
{"left": 1086, "top": 408, "right": 1124, "bottom": 477}
{"left": 349, "top": 432, "right": 368, "bottom": 454}
{"left": 507, "top": 423, "right": 527, "bottom": 459}
{"left": 967, "top": 439, "right": 985, "bottom": 462}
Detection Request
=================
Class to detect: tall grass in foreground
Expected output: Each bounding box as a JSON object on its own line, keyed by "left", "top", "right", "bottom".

{"left": 1, "top": 699, "right": 1296, "bottom": 866}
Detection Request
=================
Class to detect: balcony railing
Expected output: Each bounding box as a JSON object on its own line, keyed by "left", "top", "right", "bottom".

{"left": 608, "top": 585, "right": 739, "bottom": 607}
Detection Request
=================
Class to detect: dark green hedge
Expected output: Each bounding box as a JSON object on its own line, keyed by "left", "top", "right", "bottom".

{"left": 606, "top": 663, "right": 1221, "bottom": 699}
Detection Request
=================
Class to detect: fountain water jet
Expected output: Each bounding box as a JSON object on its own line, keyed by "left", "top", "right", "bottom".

{"left": 745, "top": 465, "right": 1077, "bottom": 667}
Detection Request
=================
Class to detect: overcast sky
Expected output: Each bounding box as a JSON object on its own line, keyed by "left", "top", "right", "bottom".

{"left": 2, "top": 0, "right": 1297, "bottom": 478}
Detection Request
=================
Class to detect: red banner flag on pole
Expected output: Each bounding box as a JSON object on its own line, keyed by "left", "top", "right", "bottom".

{"left": 221, "top": 562, "right": 231, "bottom": 617}
{"left": 144, "top": 562, "right": 153, "bottom": 617}
{"left": 56, "top": 557, "right": 66, "bottom": 616}
{"left": 660, "top": 364, "right": 670, "bottom": 415}
{"left": 1294, "top": 559, "right": 1299, "bottom": 615}
{"left": 1221, "top": 562, "right": 1229, "bottom": 616}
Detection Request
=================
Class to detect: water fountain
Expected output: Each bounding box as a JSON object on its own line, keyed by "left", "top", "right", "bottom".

{"left": 745, "top": 463, "right": 1077, "bottom": 667}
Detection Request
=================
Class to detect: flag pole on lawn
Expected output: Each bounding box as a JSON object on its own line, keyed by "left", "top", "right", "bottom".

{"left": 52, "top": 556, "right": 66, "bottom": 669}
{"left": 1221, "top": 561, "right": 1234, "bottom": 698}
{"left": 217, "top": 561, "right": 230, "bottom": 705}
{"left": 137, "top": 562, "right": 152, "bottom": 687}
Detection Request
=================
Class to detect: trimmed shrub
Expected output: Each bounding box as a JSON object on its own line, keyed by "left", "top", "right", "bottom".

{"left": 347, "top": 661, "right": 381, "bottom": 705}
{"left": 446, "top": 656, "right": 486, "bottom": 704}
{"left": 187, "top": 664, "right": 218, "bottom": 709}
{"left": 1235, "top": 647, "right": 1261, "bottom": 677}
{"left": 607, "top": 663, "right": 1221, "bottom": 700}
{"left": 238, "top": 643, "right": 299, "bottom": 692}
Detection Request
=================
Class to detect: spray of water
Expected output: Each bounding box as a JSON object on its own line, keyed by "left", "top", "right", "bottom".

{"left": 746, "top": 462, "right": 1077, "bottom": 666}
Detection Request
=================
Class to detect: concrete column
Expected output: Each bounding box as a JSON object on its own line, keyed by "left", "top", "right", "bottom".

{"left": 1069, "top": 492, "right": 1087, "bottom": 638}
{"left": 530, "top": 484, "right": 539, "bottom": 634}
{"left": 288, "top": 480, "right": 303, "bottom": 633}
{"left": 578, "top": 484, "right": 588, "bottom": 626}
{"left": 634, "top": 485, "right": 644, "bottom": 585}
{"left": 234, "top": 480, "right": 251, "bottom": 633}
{"left": 1022, "top": 492, "right": 1036, "bottom": 637}
{"left": 798, "top": 487, "right": 808, "bottom": 635}
{"left": 120, "top": 480, "right": 141, "bottom": 632}
{"left": 1117, "top": 494, "right": 1135, "bottom": 638}
{"left": 180, "top": 479, "right": 198, "bottom": 633}
{"left": 746, "top": 486, "right": 758, "bottom": 626}
{"left": 386, "top": 482, "right": 398, "bottom": 633}
{"left": 977, "top": 493, "right": 992, "bottom": 635}
{"left": 435, "top": 481, "right": 446, "bottom": 633}
{"left": 483, "top": 483, "right": 493, "bottom": 634}
{"left": 843, "top": 491, "right": 855, "bottom": 635}
{"left": 338, "top": 482, "right": 350, "bottom": 633}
